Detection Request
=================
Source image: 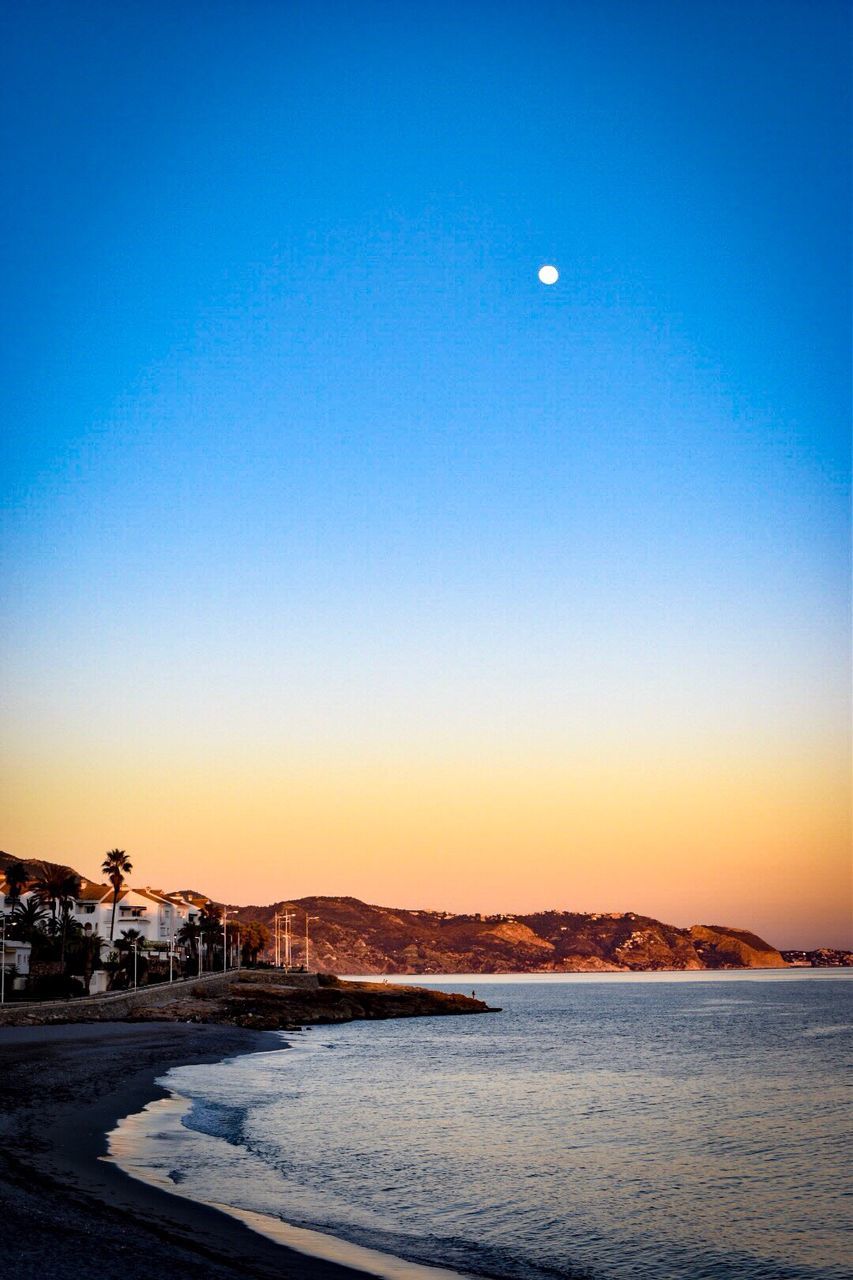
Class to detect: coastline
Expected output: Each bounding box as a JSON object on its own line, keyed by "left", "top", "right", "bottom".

{"left": 109, "top": 1077, "right": 471, "bottom": 1280}
{"left": 0, "top": 1022, "right": 371, "bottom": 1280}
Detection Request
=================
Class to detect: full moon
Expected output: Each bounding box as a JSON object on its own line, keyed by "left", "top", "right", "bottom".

{"left": 538, "top": 264, "right": 559, "bottom": 285}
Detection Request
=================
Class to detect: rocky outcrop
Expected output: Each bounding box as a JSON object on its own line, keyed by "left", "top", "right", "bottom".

{"left": 130, "top": 973, "right": 497, "bottom": 1029}
{"left": 688, "top": 925, "right": 786, "bottom": 969}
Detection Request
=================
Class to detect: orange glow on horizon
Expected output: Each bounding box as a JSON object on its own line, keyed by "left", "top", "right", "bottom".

{"left": 3, "top": 736, "right": 849, "bottom": 950}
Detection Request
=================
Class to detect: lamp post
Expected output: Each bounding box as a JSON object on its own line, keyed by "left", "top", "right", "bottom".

{"left": 131, "top": 942, "right": 138, "bottom": 990}
{"left": 1, "top": 912, "right": 7, "bottom": 1005}
{"left": 287, "top": 910, "right": 295, "bottom": 970}
{"left": 304, "top": 915, "right": 318, "bottom": 972}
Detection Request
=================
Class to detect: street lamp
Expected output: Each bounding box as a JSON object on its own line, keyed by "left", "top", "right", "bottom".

{"left": 1, "top": 912, "right": 8, "bottom": 1005}
{"left": 280, "top": 909, "right": 294, "bottom": 971}
{"left": 131, "top": 942, "right": 139, "bottom": 990}
{"left": 304, "top": 915, "right": 319, "bottom": 972}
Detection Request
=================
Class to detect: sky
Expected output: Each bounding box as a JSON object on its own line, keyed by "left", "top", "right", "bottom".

{"left": 1, "top": 1, "right": 850, "bottom": 948}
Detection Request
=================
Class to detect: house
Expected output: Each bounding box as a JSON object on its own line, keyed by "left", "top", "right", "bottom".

{"left": 1, "top": 937, "right": 31, "bottom": 991}
{"left": 99, "top": 885, "right": 204, "bottom": 947}
{"left": 2, "top": 874, "right": 205, "bottom": 950}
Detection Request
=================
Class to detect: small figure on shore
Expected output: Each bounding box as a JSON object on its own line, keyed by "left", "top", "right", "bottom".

{"left": 472, "top": 990, "right": 476, "bottom": 998}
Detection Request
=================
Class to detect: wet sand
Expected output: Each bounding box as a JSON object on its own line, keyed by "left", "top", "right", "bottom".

{"left": 0, "top": 1022, "right": 366, "bottom": 1280}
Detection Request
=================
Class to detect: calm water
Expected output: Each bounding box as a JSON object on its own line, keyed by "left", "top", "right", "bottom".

{"left": 111, "top": 972, "right": 852, "bottom": 1280}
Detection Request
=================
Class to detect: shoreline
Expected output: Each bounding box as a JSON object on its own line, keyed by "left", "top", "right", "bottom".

{"left": 0, "top": 1022, "right": 374, "bottom": 1280}
{"left": 108, "top": 1062, "right": 472, "bottom": 1280}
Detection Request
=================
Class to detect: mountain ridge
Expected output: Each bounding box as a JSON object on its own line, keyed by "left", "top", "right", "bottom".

{"left": 4, "top": 852, "right": 845, "bottom": 970}
{"left": 218, "top": 893, "right": 790, "bottom": 973}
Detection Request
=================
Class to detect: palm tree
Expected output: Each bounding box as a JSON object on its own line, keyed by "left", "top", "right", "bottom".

{"left": 115, "top": 927, "right": 146, "bottom": 986}
{"left": 81, "top": 928, "right": 105, "bottom": 989}
{"left": 32, "top": 868, "right": 81, "bottom": 938}
{"left": 3, "top": 860, "right": 28, "bottom": 906}
{"left": 198, "top": 903, "right": 222, "bottom": 969}
{"left": 66, "top": 926, "right": 105, "bottom": 989}
{"left": 10, "top": 897, "right": 48, "bottom": 942}
{"left": 116, "top": 927, "right": 145, "bottom": 951}
{"left": 177, "top": 919, "right": 200, "bottom": 973}
{"left": 101, "top": 849, "right": 133, "bottom": 941}
{"left": 238, "top": 918, "right": 270, "bottom": 965}
{"left": 57, "top": 894, "right": 83, "bottom": 969}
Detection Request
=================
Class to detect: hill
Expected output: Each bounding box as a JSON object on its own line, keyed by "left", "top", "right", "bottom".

{"left": 225, "top": 894, "right": 788, "bottom": 973}
{"left": 1, "top": 852, "right": 791, "bottom": 971}
{"left": 0, "top": 850, "right": 80, "bottom": 881}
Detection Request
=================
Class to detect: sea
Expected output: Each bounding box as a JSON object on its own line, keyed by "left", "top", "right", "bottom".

{"left": 108, "top": 971, "right": 852, "bottom": 1280}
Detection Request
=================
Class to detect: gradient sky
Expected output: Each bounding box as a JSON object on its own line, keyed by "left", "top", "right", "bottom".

{"left": 2, "top": 1, "right": 850, "bottom": 947}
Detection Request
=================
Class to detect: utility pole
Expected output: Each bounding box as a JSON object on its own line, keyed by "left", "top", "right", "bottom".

{"left": 222, "top": 908, "right": 229, "bottom": 971}
{"left": 304, "top": 915, "right": 318, "bottom": 971}
{"left": 1, "top": 912, "right": 7, "bottom": 1005}
{"left": 132, "top": 942, "right": 138, "bottom": 990}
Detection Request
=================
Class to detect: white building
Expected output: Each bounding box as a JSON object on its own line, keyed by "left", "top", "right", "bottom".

{"left": 77, "top": 881, "right": 208, "bottom": 946}
{"left": 1, "top": 938, "right": 31, "bottom": 990}
{"left": 1, "top": 873, "right": 209, "bottom": 951}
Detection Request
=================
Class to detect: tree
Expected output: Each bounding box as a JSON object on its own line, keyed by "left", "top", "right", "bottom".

{"left": 56, "top": 874, "right": 82, "bottom": 968}
{"left": 239, "top": 918, "right": 270, "bottom": 965}
{"left": 3, "top": 861, "right": 28, "bottom": 906}
{"left": 9, "top": 897, "right": 48, "bottom": 942}
{"left": 101, "top": 849, "right": 133, "bottom": 941}
{"left": 115, "top": 928, "right": 147, "bottom": 985}
{"left": 177, "top": 918, "right": 200, "bottom": 969}
{"left": 32, "top": 868, "right": 81, "bottom": 946}
{"left": 115, "top": 927, "right": 146, "bottom": 951}
{"left": 198, "top": 903, "right": 223, "bottom": 968}
{"left": 66, "top": 927, "right": 105, "bottom": 989}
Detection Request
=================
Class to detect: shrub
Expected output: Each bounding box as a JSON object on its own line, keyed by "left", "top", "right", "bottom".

{"left": 31, "top": 974, "right": 86, "bottom": 1001}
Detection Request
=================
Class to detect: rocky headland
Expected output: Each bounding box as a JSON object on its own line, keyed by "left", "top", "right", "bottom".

{"left": 131, "top": 972, "right": 497, "bottom": 1029}
{"left": 0, "top": 970, "right": 496, "bottom": 1029}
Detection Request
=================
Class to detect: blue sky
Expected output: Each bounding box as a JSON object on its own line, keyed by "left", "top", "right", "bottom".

{"left": 1, "top": 1, "right": 850, "bottom": 942}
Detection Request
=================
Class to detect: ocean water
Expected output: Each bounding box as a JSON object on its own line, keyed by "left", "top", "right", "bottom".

{"left": 109, "top": 972, "right": 852, "bottom": 1280}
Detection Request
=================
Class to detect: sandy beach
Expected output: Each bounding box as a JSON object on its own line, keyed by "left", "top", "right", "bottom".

{"left": 0, "top": 1022, "right": 366, "bottom": 1280}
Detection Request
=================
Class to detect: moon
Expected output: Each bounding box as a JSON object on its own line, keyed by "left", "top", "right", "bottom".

{"left": 538, "top": 264, "right": 559, "bottom": 285}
